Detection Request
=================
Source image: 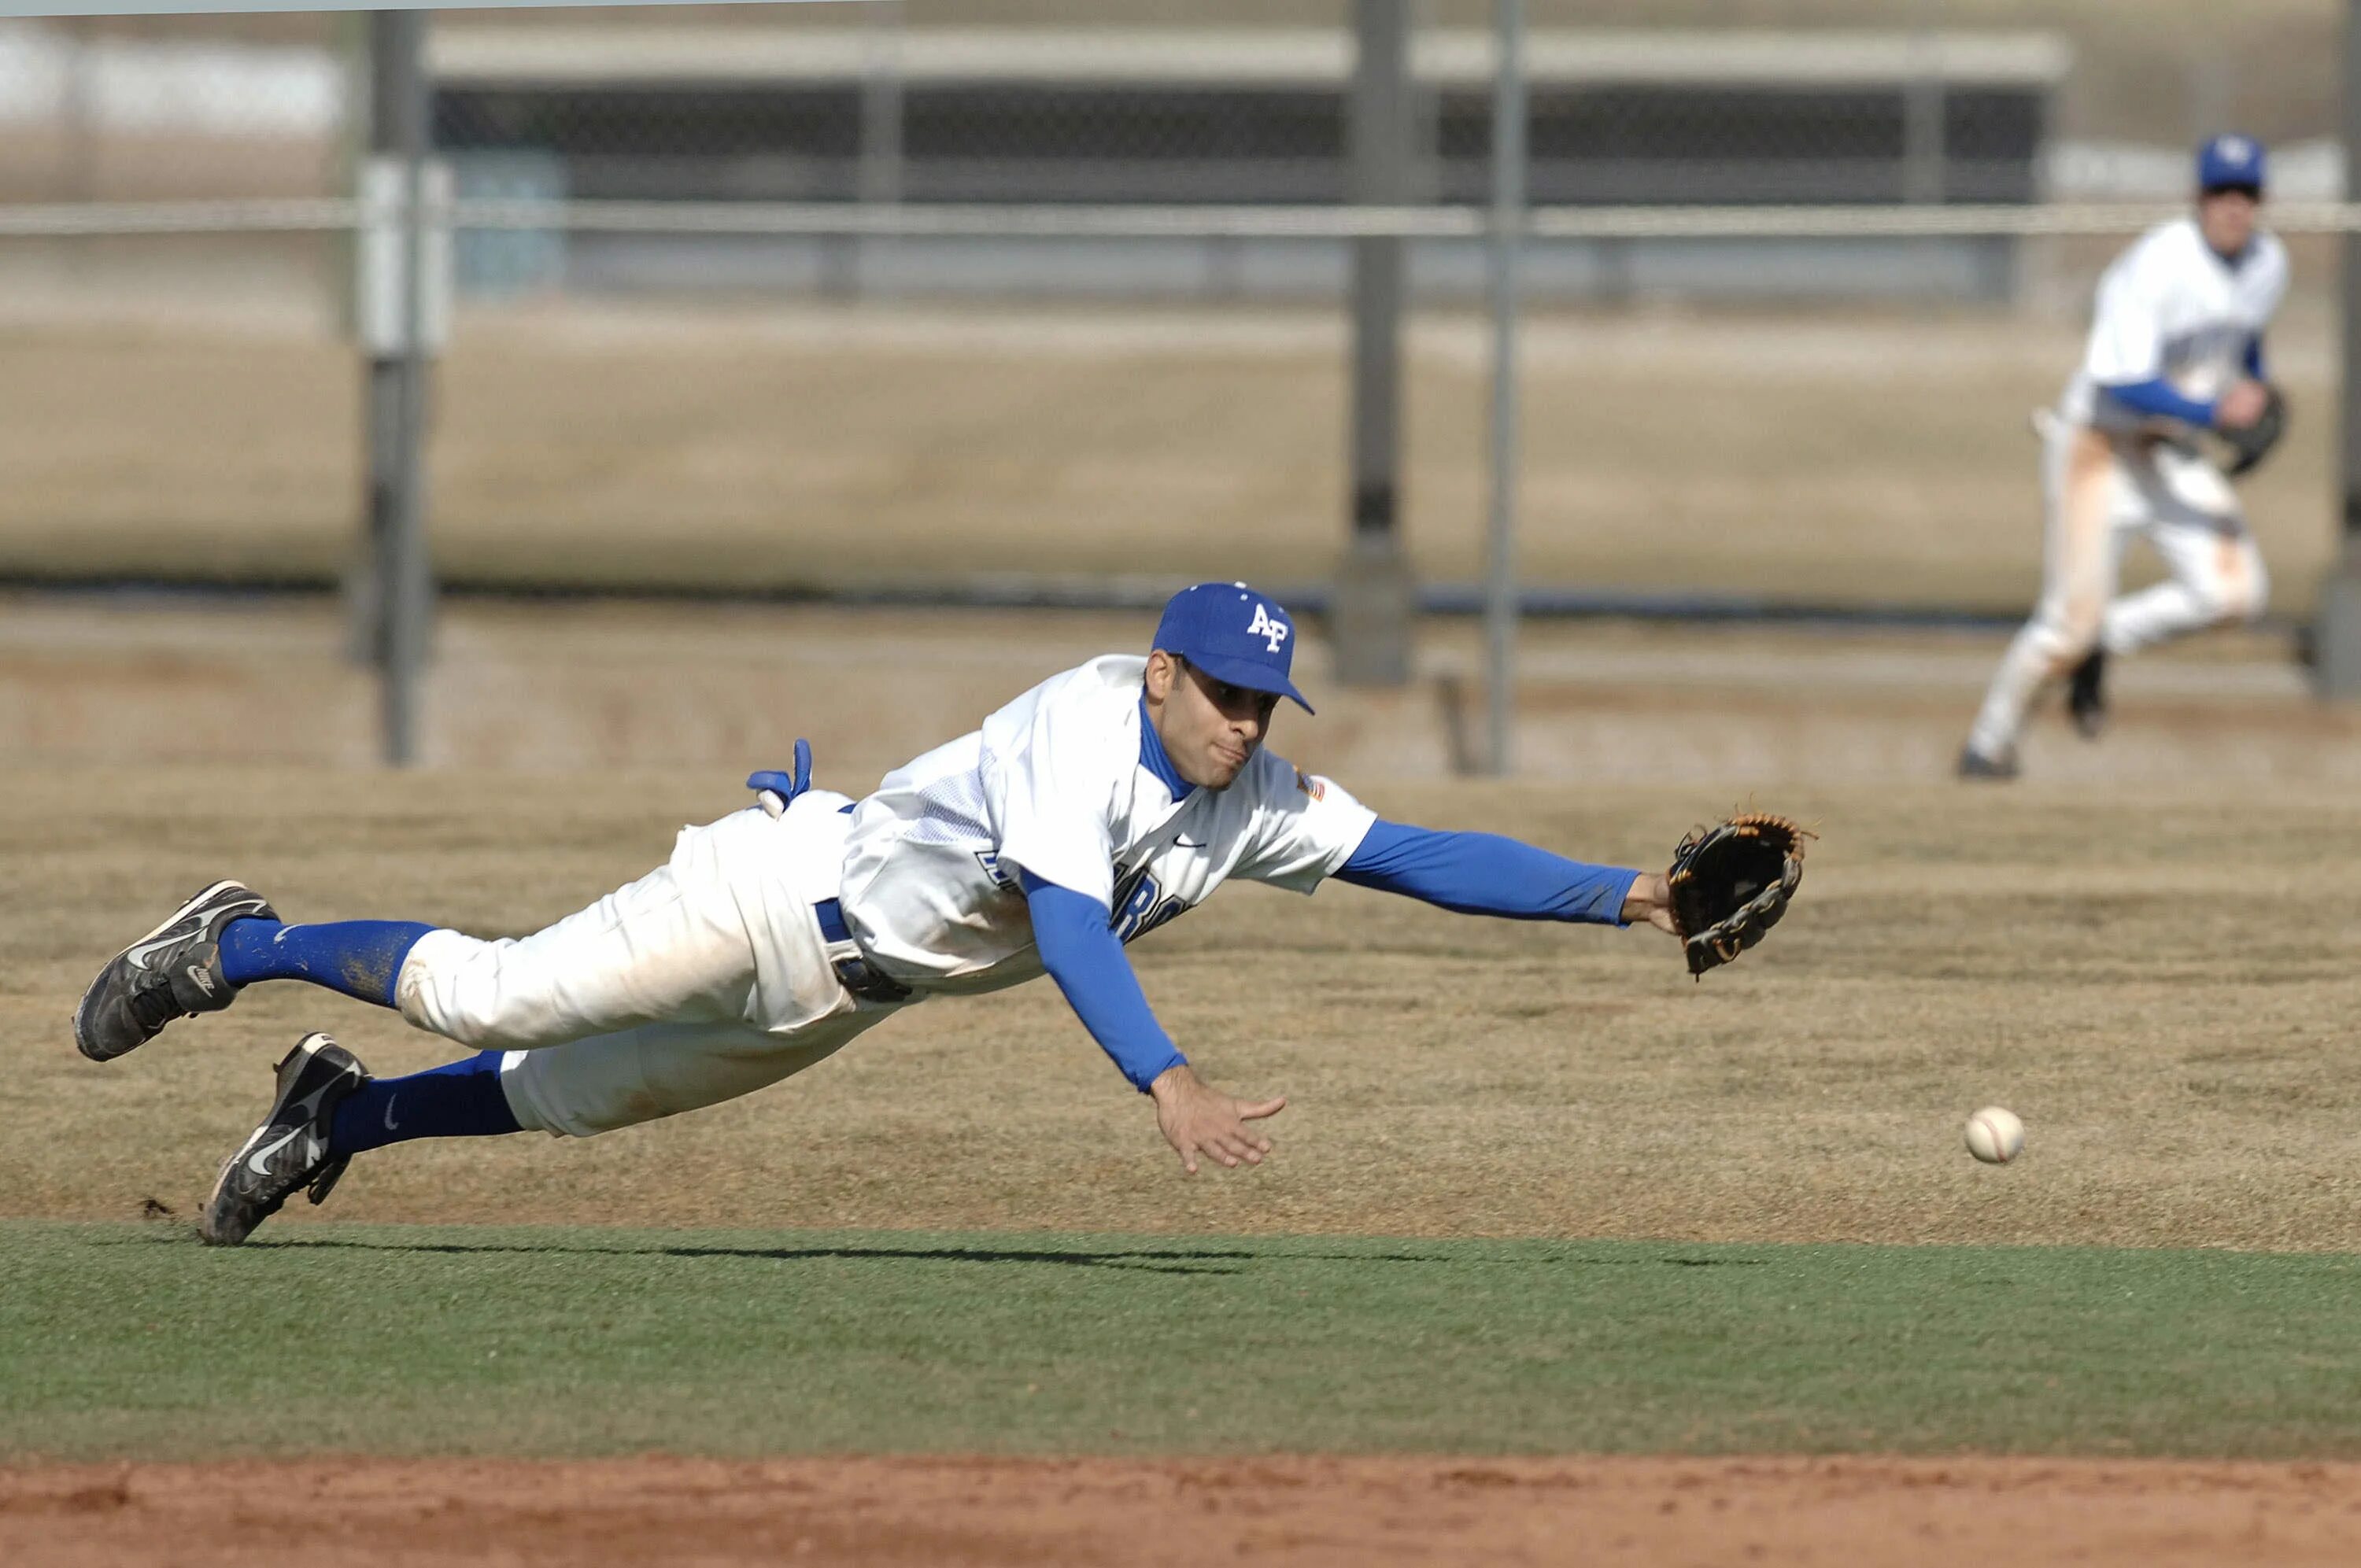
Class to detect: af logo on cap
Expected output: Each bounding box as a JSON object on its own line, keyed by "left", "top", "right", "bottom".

{"left": 1151, "top": 580, "right": 1316, "bottom": 712}
{"left": 2196, "top": 133, "right": 2267, "bottom": 192}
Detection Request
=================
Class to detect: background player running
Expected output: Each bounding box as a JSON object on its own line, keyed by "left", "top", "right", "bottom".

{"left": 75, "top": 583, "right": 1793, "bottom": 1244}
{"left": 1961, "top": 135, "right": 2286, "bottom": 780}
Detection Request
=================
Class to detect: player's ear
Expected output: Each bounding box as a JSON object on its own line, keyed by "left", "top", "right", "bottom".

{"left": 1144, "top": 650, "right": 1177, "bottom": 703}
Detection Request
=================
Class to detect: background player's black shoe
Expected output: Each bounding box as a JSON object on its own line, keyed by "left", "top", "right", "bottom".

{"left": 73, "top": 881, "right": 276, "bottom": 1062}
{"left": 2067, "top": 648, "right": 2109, "bottom": 740}
{"left": 1956, "top": 745, "right": 2019, "bottom": 781}
{"left": 201, "top": 1033, "right": 369, "bottom": 1247}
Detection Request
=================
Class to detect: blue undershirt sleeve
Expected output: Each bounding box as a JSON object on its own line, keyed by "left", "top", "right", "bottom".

{"left": 2244, "top": 334, "right": 2267, "bottom": 381}
{"left": 1334, "top": 818, "right": 1640, "bottom": 927}
{"left": 1021, "top": 872, "right": 1187, "bottom": 1093}
{"left": 2098, "top": 375, "right": 2219, "bottom": 429}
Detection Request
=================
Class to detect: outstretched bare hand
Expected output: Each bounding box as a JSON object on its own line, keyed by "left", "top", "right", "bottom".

{"left": 1150, "top": 1064, "right": 1286, "bottom": 1175}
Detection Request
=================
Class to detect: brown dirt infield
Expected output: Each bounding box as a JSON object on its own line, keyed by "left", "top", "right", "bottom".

{"left": 8, "top": 1455, "right": 2361, "bottom": 1566}
{"left": 13, "top": 757, "right": 2361, "bottom": 1253}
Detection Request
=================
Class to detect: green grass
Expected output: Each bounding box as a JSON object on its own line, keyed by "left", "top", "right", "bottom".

{"left": 5, "top": 1220, "right": 2359, "bottom": 1462}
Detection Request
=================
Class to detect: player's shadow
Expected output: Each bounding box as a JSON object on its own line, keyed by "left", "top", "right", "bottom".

{"left": 252, "top": 1236, "right": 1265, "bottom": 1276}
{"left": 220, "top": 1234, "right": 1767, "bottom": 1275}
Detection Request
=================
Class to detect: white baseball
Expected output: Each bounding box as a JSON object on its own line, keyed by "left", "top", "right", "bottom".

{"left": 1964, "top": 1106, "right": 2025, "bottom": 1164}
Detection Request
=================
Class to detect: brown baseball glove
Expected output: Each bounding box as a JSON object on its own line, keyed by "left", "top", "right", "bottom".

{"left": 1666, "top": 814, "right": 1812, "bottom": 978}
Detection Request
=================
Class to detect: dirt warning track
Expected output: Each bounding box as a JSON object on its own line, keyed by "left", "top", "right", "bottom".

{"left": 7, "top": 1455, "right": 2360, "bottom": 1566}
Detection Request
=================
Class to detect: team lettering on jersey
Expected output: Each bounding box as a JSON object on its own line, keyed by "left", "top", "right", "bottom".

{"left": 2159, "top": 323, "right": 2252, "bottom": 374}
{"left": 1247, "top": 604, "right": 1290, "bottom": 654}
{"left": 1110, "top": 864, "right": 1186, "bottom": 944}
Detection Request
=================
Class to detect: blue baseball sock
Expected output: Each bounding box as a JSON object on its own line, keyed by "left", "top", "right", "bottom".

{"left": 330, "top": 1050, "right": 523, "bottom": 1158}
{"left": 217, "top": 919, "right": 436, "bottom": 1008}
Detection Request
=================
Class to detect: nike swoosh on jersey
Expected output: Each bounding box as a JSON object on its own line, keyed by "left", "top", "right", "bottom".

{"left": 382, "top": 1095, "right": 399, "bottom": 1132}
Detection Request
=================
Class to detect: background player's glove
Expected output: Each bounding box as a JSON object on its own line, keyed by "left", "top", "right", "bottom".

{"left": 2215, "top": 384, "right": 2286, "bottom": 478}
{"left": 1665, "top": 814, "right": 1811, "bottom": 978}
{"left": 748, "top": 737, "right": 815, "bottom": 818}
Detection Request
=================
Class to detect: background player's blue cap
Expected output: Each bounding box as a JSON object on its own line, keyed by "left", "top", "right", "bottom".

{"left": 1151, "top": 581, "right": 1314, "bottom": 714}
{"left": 2197, "top": 134, "right": 2267, "bottom": 194}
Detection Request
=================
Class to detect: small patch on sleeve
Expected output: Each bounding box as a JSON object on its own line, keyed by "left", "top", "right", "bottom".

{"left": 1294, "top": 769, "right": 1326, "bottom": 802}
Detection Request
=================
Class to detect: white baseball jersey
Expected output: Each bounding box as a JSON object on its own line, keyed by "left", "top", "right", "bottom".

{"left": 837, "top": 655, "right": 1378, "bottom": 996}
{"left": 2061, "top": 216, "right": 2286, "bottom": 434}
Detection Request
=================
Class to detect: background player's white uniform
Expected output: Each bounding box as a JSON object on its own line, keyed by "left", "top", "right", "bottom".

{"left": 393, "top": 655, "right": 1376, "bottom": 1137}
{"left": 1964, "top": 216, "right": 2286, "bottom": 763}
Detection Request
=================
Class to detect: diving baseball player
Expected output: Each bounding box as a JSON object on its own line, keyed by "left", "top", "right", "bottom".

{"left": 75, "top": 584, "right": 1803, "bottom": 1245}
{"left": 1961, "top": 134, "right": 2287, "bottom": 779}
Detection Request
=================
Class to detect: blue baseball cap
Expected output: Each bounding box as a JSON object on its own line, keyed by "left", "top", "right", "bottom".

{"left": 1151, "top": 581, "right": 1314, "bottom": 714}
{"left": 2197, "top": 133, "right": 2267, "bottom": 194}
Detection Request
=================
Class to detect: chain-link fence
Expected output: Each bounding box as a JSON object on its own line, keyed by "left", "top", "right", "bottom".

{"left": 0, "top": 2, "right": 2343, "bottom": 625}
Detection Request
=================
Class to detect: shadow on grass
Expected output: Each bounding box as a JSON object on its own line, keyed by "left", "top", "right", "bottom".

{"left": 88, "top": 1226, "right": 1769, "bottom": 1276}
{"left": 264, "top": 1237, "right": 1769, "bottom": 1276}
{"left": 266, "top": 1238, "right": 1263, "bottom": 1276}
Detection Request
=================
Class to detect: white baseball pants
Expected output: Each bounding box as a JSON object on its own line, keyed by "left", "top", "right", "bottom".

{"left": 1967, "top": 419, "right": 2267, "bottom": 759}
{"left": 392, "top": 798, "right": 900, "bottom": 1138}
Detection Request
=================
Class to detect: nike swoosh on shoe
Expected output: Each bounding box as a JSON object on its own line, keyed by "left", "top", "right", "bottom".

{"left": 244, "top": 1125, "right": 309, "bottom": 1179}
{"left": 123, "top": 924, "right": 200, "bottom": 973}
{"left": 242, "top": 1076, "right": 343, "bottom": 1176}
{"left": 122, "top": 891, "right": 268, "bottom": 972}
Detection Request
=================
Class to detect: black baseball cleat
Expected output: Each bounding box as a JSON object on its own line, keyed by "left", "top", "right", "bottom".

{"left": 2066, "top": 647, "right": 2109, "bottom": 740}
{"left": 201, "top": 1032, "right": 369, "bottom": 1247}
{"left": 72, "top": 880, "right": 276, "bottom": 1062}
{"left": 1956, "top": 745, "right": 2019, "bottom": 781}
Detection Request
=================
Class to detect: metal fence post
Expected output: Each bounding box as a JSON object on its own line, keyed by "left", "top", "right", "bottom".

{"left": 363, "top": 9, "right": 435, "bottom": 764}
{"left": 1901, "top": 1, "right": 1945, "bottom": 205}
{"left": 1482, "top": 0, "right": 1525, "bottom": 777}
{"left": 1332, "top": 0, "right": 1415, "bottom": 688}
{"left": 859, "top": 0, "right": 904, "bottom": 295}
{"left": 2316, "top": 0, "right": 2361, "bottom": 698}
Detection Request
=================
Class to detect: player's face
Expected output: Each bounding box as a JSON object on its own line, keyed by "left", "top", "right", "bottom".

{"left": 1147, "top": 652, "right": 1280, "bottom": 790}
{"left": 2197, "top": 187, "right": 2259, "bottom": 259}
